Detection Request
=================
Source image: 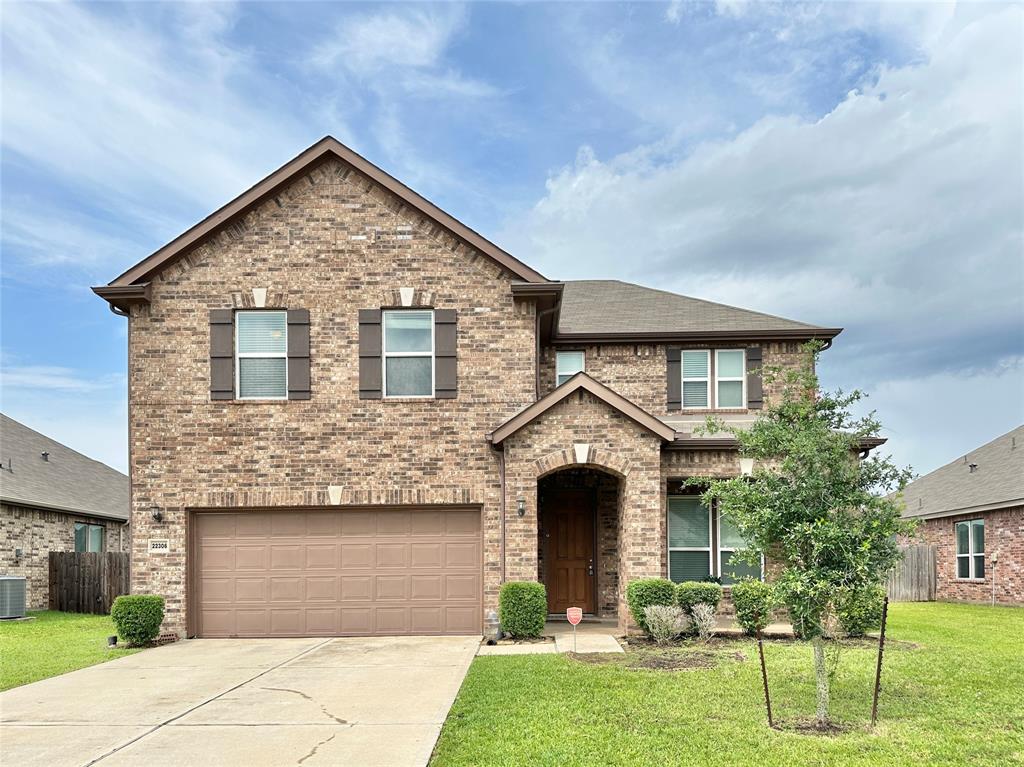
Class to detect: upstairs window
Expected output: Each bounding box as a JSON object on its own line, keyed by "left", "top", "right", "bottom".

{"left": 74, "top": 522, "right": 104, "bottom": 553}
{"left": 682, "top": 351, "right": 710, "bottom": 408}
{"left": 556, "top": 351, "right": 585, "bottom": 386}
{"left": 383, "top": 310, "right": 434, "bottom": 397}
{"left": 236, "top": 311, "right": 288, "bottom": 399}
{"left": 955, "top": 519, "right": 985, "bottom": 579}
{"left": 715, "top": 350, "right": 746, "bottom": 409}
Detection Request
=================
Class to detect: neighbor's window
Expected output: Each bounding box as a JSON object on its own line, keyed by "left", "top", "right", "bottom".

{"left": 74, "top": 523, "right": 105, "bottom": 553}
{"left": 719, "top": 513, "right": 763, "bottom": 584}
{"left": 668, "top": 496, "right": 712, "bottom": 581}
{"left": 383, "top": 310, "right": 434, "bottom": 397}
{"left": 682, "top": 351, "right": 710, "bottom": 408}
{"left": 556, "top": 351, "right": 585, "bottom": 386}
{"left": 715, "top": 349, "right": 746, "bottom": 409}
{"left": 955, "top": 519, "right": 985, "bottom": 579}
{"left": 236, "top": 311, "right": 288, "bottom": 399}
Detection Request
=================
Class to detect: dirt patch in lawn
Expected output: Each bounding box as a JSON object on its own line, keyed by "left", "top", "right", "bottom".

{"left": 570, "top": 642, "right": 747, "bottom": 672}
{"left": 776, "top": 717, "right": 854, "bottom": 736}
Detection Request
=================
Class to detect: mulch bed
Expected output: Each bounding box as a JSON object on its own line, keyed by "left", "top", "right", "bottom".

{"left": 570, "top": 640, "right": 748, "bottom": 672}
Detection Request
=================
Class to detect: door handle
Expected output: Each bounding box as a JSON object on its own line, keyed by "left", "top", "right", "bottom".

{"left": 587, "top": 559, "right": 594, "bottom": 577}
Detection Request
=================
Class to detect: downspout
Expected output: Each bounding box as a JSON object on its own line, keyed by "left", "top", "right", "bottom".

{"left": 535, "top": 301, "right": 561, "bottom": 399}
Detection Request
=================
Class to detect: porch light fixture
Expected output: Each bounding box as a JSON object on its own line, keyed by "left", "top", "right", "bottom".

{"left": 151, "top": 506, "right": 164, "bottom": 523}
{"left": 739, "top": 458, "right": 755, "bottom": 476}
{"left": 516, "top": 497, "right": 526, "bottom": 517}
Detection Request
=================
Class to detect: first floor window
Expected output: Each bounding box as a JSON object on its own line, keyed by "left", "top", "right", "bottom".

{"left": 383, "top": 310, "right": 434, "bottom": 397}
{"left": 556, "top": 351, "right": 585, "bottom": 386}
{"left": 955, "top": 519, "right": 984, "bottom": 579}
{"left": 236, "top": 311, "right": 288, "bottom": 399}
{"left": 74, "top": 523, "right": 105, "bottom": 553}
{"left": 668, "top": 496, "right": 763, "bottom": 583}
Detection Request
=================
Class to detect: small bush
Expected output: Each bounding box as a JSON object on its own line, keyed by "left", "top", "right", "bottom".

{"left": 111, "top": 595, "right": 165, "bottom": 646}
{"left": 676, "top": 581, "right": 723, "bottom": 617}
{"left": 836, "top": 585, "right": 886, "bottom": 637}
{"left": 643, "top": 605, "right": 688, "bottom": 644}
{"left": 731, "top": 579, "right": 775, "bottom": 636}
{"left": 691, "top": 603, "right": 717, "bottom": 643}
{"left": 499, "top": 581, "right": 547, "bottom": 638}
{"left": 626, "top": 578, "right": 677, "bottom": 635}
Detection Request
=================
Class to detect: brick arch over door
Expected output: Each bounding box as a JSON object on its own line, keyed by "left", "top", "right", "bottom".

{"left": 533, "top": 445, "right": 631, "bottom": 480}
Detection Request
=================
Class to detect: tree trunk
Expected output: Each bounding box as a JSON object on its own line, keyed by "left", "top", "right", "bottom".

{"left": 813, "top": 635, "right": 830, "bottom": 727}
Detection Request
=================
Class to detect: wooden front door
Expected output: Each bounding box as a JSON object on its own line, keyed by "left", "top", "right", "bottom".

{"left": 543, "top": 490, "right": 596, "bottom": 614}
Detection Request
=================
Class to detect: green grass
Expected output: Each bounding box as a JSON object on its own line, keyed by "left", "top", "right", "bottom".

{"left": 432, "top": 603, "right": 1024, "bottom": 766}
{"left": 0, "top": 610, "right": 142, "bottom": 691}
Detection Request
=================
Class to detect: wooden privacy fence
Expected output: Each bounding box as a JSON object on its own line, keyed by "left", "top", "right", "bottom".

{"left": 49, "top": 552, "right": 130, "bottom": 614}
{"left": 887, "top": 544, "right": 936, "bottom": 602}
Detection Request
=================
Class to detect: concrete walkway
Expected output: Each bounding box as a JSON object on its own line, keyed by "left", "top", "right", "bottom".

{"left": 478, "top": 619, "right": 624, "bottom": 655}
{"left": 0, "top": 635, "right": 479, "bottom": 767}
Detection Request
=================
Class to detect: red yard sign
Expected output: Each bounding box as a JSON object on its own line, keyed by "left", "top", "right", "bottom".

{"left": 566, "top": 607, "right": 583, "bottom": 626}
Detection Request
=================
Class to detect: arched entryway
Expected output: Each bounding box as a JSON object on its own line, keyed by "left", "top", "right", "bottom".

{"left": 537, "top": 467, "right": 622, "bottom": 617}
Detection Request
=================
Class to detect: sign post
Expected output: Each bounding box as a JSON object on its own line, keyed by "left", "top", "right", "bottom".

{"left": 566, "top": 607, "right": 583, "bottom": 653}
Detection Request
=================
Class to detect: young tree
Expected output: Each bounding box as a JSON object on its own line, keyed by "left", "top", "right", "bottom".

{"left": 697, "top": 342, "right": 914, "bottom": 727}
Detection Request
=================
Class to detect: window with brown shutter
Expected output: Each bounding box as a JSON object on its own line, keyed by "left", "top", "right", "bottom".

{"left": 666, "top": 347, "right": 681, "bottom": 410}
{"left": 358, "top": 309, "right": 383, "bottom": 399}
{"left": 209, "top": 309, "right": 234, "bottom": 400}
{"left": 210, "top": 308, "right": 311, "bottom": 401}
{"left": 358, "top": 308, "right": 457, "bottom": 399}
{"left": 287, "top": 309, "right": 310, "bottom": 400}
{"left": 434, "top": 309, "right": 457, "bottom": 399}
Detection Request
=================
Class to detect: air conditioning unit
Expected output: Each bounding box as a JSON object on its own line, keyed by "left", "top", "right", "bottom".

{"left": 0, "top": 576, "right": 27, "bottom": 619}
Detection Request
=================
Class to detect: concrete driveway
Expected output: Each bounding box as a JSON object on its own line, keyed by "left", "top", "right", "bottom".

{"left": 0, "top": 635, "right": 479, "bottom": 767}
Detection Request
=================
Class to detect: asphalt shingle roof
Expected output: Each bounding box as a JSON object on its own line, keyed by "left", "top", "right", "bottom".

{"left": 0, "top": 414, "right": 128, "bottom": 521}
{"left": 557, "top": 280, "right": 833, "bottom": 336}
{"left": 900, "top": 425, "right": 1024, "bottom": 519}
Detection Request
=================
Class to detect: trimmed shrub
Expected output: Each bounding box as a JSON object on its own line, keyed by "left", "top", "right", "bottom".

{"left": 836, "top": 585, "right": 886, "bottom": 637}
{"left": 499, "top": 581, "right": 547, "bottom": 638}
{"left": 111, "top": 595, "right": 165, "bottom": 646}
{"left": 691, "top": 603, "right": 717, "bottom": 643}
{"left": 626, "top": 578, "right": 677, "bottom": 634}
{"left": 731, "top": 579, "right": 775, "bottom": 636}
{"left": 643, "top": 605, "right": 688, "bottom": 644}
{"left": 676, "top": 581, "right": 723, "bottom": 617}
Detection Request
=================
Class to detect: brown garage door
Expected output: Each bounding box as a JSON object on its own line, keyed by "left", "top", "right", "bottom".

{"left": 194, "top": 508, "right": 481, "bottom": 637}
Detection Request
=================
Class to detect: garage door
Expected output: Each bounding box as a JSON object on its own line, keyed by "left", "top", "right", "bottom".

{"left": 194, "top": 508, "right": 482, "bottom": 637}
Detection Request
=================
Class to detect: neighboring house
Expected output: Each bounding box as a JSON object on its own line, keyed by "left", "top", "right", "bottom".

{"left": 92, "top": 136, "right": 874, "bottom": 639}
{"left": 0, "top": 414, "right": 130, "bottom": 609}
{"left": 901, "top": 425, "right": 1023, "bottom": 605}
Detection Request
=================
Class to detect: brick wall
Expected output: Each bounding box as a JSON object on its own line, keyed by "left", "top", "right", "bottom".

{"left": 126, "top": 159, "right": 537, "bottom": 635}
{"left": 540, "top": 341, "right": 810, "bottom": 415}
{"left": 0, "top": 503, "right": 128, "bottom": 609}
{"left": 911, "top": 506, "right": 1023, "bottom": 605}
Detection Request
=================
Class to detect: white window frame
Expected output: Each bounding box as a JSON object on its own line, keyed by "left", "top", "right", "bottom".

{"left": 667, "top": 496, "right": 713, "bottom": 582}
{"left": 681, "top": 350, "right": 711, "bottom": 410}
{"left": 382, "top": 309, "right": 435, "bottom": 399}
{"left": 717, "top": 511, "right": 764, "bottom": 584}
{"left": 955, "top": 519, "right": 985, "bottom": 580}
{"left": 555, "top": 350, "right": 586, "bottom": 386}
{"left": 714, "top": 349, "right": 746, "bottom": 410}
{"left": 235, "top": 310, "right": 288, "bottom": 401}
{"left": 74, "top": 522, "right": 105, "bottom": 553}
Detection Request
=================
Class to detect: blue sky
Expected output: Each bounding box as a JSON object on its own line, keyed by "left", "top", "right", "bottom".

{"left": 1, "top": 1, "right": 1022, "bottom": 477}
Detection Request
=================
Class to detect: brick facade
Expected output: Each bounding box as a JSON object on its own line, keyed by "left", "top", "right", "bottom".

{"left": 1, "top": 503, "right": 128, "bottom": 609}
{"left": 911, "top": 506, "right": 1024, "bottom": 605}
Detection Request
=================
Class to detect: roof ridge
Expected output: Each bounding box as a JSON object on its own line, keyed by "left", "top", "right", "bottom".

{"left": 909, "top": 423, "right": 1024, "bottom": 482}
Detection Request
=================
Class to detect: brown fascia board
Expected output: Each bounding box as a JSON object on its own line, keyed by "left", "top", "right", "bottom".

{"left": 91, "top": 283, "right": 152, "bottom": 312}
{"left": 510, "top": 282, "right": 564, "bottom": 298}
{"left": 666, "top": 435, "right": 888, "bottom": 452}
{"left": 489, "top": 372, "right": 677, "bottom": 444}
{"left": 550, "top": 327, "right": 843, "bottom": 345}
{"left": 100, "top": 136, "right": 548, "bottom": 292}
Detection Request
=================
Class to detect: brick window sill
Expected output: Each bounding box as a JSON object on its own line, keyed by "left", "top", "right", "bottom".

{"left": 955, "top": 578, "right": 987, "bottom": 583}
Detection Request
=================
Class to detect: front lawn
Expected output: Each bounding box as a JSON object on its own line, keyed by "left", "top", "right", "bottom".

{"left": 0, "top": 610, "right": 142, "bottom": 691}
{"left": 432, "top": 602, "right": 1024, "bottom": 766}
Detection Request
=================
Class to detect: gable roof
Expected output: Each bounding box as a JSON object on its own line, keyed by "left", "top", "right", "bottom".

{"left": 0, "top": 414, "right": 129, "bottom": 522}
{"left": 554, "top": 280, "right": 841, "bottom": 341}
{"left": 489, "top": 373, "right": 676, "bottom": 445}
{"left": 96, "top": 136, "right": 547, "bottom": 298}
{"left": 900, "top": 425, "right": 1024, "bottom": 519}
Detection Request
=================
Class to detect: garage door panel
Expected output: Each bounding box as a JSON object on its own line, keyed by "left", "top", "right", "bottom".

{"left": 196, "top": 508, "right": 481, "bottom": 637}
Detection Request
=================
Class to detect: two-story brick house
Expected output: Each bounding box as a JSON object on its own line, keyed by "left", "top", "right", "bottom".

{"left": 94, "top": 137, "right": 850, "bottom": 639}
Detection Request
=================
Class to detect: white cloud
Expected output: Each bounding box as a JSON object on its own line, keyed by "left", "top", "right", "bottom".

{"left": 1, "top": 365, "right": 123, "bottom": 393}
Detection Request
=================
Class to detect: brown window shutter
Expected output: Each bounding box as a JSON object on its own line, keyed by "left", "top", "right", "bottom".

{"left": 746, "top": 346, "right": 763, "bottom": 410}
{"left": 287, "top": 309, "right": 310, "bottom": 400}
{"left": 434, "top": 309, "right": 457, "bottom": 399}
{"left": 358, "top": 309, "right": 382, "bottom": 399}
{"left": 666, "top": 347, "right": 681, "bottom": 410}
{"left": 210, "top": 309, "right": 234, "bottom": 400}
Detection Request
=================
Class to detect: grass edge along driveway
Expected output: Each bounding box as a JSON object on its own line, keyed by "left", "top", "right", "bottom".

{"left": 431, "top": 602, "right": 1024, "bottom": 767}
{"left": 0, "top": 610, "right": 142, "bottom": 691}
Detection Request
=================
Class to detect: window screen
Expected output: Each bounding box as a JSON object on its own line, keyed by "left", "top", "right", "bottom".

{"left": 236, "top": 311, "right": 287, "bottom": 399}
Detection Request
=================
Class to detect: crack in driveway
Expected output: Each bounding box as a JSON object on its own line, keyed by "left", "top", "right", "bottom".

{"left": 296, "top": 732, "right": 337, "bottom": 765}
{"left": 260, "top": 687, "right": 349, "bottom": 725}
